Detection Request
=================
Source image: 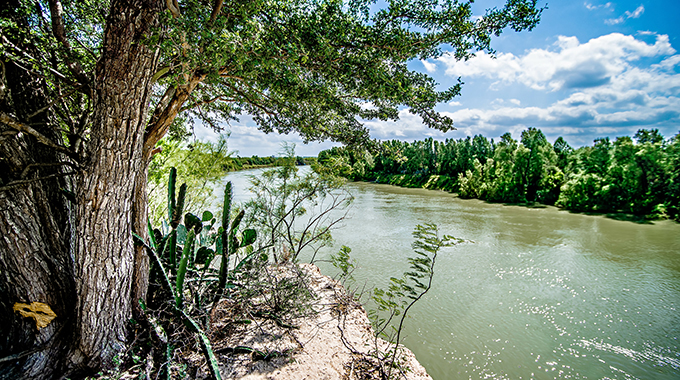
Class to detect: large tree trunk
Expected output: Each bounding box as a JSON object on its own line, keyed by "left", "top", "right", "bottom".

{"left": 1, "top": 0, "right": 162, "bottom": 377}
{"left": 0, "top": 2, "right": 76, "bottom": 378}
{"left": 68, "top": 0, "right": 162, "bottom": 372}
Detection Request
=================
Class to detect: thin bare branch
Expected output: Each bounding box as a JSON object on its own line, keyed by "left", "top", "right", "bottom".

{"left": 20, "top": 161, "right": 79, "bottom": 179}
{"left": 27, "top": 85, "right": 80, "bottom": 119}
{"left": 63, "top": 11, "right": 98, "bottom": 61}
{"left": 0, "top": 112, "right": 76, "bottom": 159}
{"left": 1, "top": 35, "right": 70, "bottom": 83}
{"left": 223, "top": 82, "right": 275, "bottom": 116}
{"left": 47, "top": 0, "right": 91, "bottom": 90}
{"left": 180, "top": 94, "right": 234, "bottom": 112}
{"left": 0, "top": 60, "right": 6, "bottom": 103}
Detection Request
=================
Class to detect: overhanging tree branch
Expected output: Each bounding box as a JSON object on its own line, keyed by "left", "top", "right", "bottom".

{"left": 144, "top": 73, "right": 206, "bottom": 158}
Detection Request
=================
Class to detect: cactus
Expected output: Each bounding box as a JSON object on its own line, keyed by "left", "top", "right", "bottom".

{"left": 165, "top": 168, "right": 185, "bottom": 271}
{"left": 216, "top": 182, "right": 256, "bottom": 294}
{"left": 168, "top": 167, "right": 177, "bottom": 223}
{"left": 167, "top": 230, "right": 177, "bottom": 272}
{"left": 172, "top": 183, "right": 187, "bottom": 229}
{"left": 175, "top": 229, "right": 195, "bottom": 310}
{"left": 217, "top": 182, "right": 234, "bottom": 291}
{"left": 221, "top": 181, "right": 232, "bottom": 256}
{"left": 158, "top": 171, "right": 258, "bottom": 311}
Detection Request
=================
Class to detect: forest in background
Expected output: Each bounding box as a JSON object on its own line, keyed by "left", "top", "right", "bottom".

{"left": 316, "top": 128, "right": 680, "bottom": 221}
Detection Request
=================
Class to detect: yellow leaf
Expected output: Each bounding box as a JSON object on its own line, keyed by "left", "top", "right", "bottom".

{"left": 13, "top": 302, "right": 57, "bottom": 330}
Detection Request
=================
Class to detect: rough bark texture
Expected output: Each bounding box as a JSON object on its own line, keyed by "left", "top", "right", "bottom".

{"left": 69, "top": 0, "right": 162, "bottom": 372}
{"left": 131, "top": 165, "right": 150, "bottom": 321}
{"left": 0, "top": 3, "right": 76, "bottom": 378}
{"left": 1, "top": 0, "right": 163, "bottom": 377}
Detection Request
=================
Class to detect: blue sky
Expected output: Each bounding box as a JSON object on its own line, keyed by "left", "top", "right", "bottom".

{"left": 197, "top": 0, "right": 680, "bottom": 156}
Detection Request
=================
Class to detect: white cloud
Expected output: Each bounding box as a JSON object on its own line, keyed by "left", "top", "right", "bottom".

{"left": 605, "top": 16, "right": 624, "bottom": 25}
{"left": 421, "top": 60, "right": 437, "bottom": 73}
{"left": 439, "top": 33, "right": 676, "bottom": 91}
{"left": 490, "top": 98, "right": 521, "bottom": 107}
{"left": 626, "top": 5, "right": 644, "bottom": 19}
{"left": 448, "top": 101, "right": 462, "bottom": 106}
{"left": 652, "top": 55, "right": 680, "bottom": 71}
{"left": 440, "top": 90, "right": 680, "bottom": 145}
{"left": 606, "top": 4, "right": 644, "bottom": 25}
{"left": 422, "top": 32, "right": 680, "bottom": 145}
{"left": 363, "top": 109, "right": 450, "bottom": 141}
{"left": 585, "top": 2, "right": 613, "bottom": 11}
{"left": 360, "top": 87, "right": 680, "bottom": 147}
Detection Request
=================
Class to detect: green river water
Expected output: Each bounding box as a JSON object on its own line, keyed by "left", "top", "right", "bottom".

{"left": 222, "top": 168, "right": 680, "bottom": 380}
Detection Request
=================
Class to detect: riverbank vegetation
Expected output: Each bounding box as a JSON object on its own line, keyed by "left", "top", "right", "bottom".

{"left": 316, "top": 128, "right": 680, "bottom": 221}
{"left": 105, "top": 152, "right": 343, "bottom": 378}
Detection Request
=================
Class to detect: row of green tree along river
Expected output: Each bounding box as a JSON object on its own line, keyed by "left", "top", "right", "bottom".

{"left": 317, "top": 127, "right": 680, "bottom": 221}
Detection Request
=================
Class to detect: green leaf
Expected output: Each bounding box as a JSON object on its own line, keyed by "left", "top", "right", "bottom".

{"left": 196, "top": 247, "right": 215, "bottom": 264}
{"left": 202, "top": 210, "right": 213, "bottom": 222}
{"left": 240, "top": 229, "right": 257, "bottom": 247}
{"left": 179, "top": 309, "right": 222, "bottom": 380}
{"left": 184, "top": 213, "right": 203, "bottom": 234}
{"left": 147, "top": 219, "right": 157, "bottom": 251}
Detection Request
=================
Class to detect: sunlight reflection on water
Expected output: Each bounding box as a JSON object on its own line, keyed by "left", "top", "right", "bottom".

{"left": 223, "top": 168, "right": 680, "bottom": 380}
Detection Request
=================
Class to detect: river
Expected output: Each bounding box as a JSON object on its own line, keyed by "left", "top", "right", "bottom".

{"left": 220, "top": 167, "right": 680, "bottom": 380}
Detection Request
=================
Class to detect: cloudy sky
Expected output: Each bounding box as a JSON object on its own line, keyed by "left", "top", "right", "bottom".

{"left": 197, "top": 0, "right": 680, "bottom": 156}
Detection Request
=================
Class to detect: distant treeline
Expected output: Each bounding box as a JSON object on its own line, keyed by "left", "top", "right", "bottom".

{"left": 316, "top": 128, "right": 680, "bottom": 221}
{"left": 231, "top": 155, "right": 316, "bottom": 170}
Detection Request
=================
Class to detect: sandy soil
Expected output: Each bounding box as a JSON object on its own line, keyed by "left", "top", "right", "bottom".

{"left": 189, "top": 263, "right": 432, "bottom": 380}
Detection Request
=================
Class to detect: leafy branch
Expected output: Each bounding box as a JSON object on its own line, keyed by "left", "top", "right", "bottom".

{"left": 370, "top": 223, "right": 466, "bottom": 378}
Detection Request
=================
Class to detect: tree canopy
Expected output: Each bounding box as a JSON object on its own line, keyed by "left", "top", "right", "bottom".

{"left": 2, "top": 0, "right": 543, "bottom": 156}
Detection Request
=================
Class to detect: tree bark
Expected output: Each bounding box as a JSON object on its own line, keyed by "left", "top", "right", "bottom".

{"left": 1, "top": 0, "right": 213, "bottom": 376}
{"left": 1, "top": 0, "right": 164, "bottom": 377}
{"left": 0, "top": 2, "right": 77, "bottom": 378}
{"left": 67, "top": 0, "right": 162, "bottom": 372}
